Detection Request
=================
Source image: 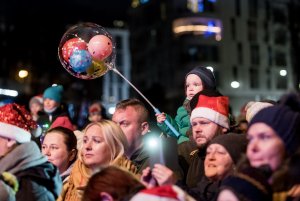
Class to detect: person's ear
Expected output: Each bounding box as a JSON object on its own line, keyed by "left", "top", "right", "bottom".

{"left": 7, "top": 139, "right": 17, "bottom": 148}
{"left": 222, "top": 128, "right": 228, "bottom": 134}
{"left": 69, "top": 149, "right": 77, "bottom": 162}
{"left": 99, "top": 192, "right": 114, "bottom": 201}
{"left": 141, "top": 122, "right": 149, "bottom": 135}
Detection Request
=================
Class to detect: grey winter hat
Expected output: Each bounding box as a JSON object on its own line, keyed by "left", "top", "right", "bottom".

{"left": 185, "top": 66, "right": 216, "bottom": 90}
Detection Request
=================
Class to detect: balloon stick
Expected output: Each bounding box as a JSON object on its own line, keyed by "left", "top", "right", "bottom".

{"left": 109, "top": 65, "right": 181, "bottom": 138}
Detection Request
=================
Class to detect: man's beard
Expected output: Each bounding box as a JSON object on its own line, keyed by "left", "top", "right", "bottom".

{"left": 198, "top": 141, "right": 209, "bottom": 150}
{"left": 196, "top": 128, "right": 223, "bottom": 150}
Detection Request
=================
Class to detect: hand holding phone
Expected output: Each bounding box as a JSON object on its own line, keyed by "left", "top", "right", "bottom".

{"left": 141, "top": 167, "right": 158, "bottom": 188}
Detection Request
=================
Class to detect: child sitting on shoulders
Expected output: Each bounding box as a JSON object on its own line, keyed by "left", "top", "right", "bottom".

{"left": 156, "top": 66, "right": 216, "bottom": 144}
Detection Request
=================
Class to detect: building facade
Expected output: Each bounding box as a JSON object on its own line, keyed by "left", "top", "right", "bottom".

{"left": 128, "top": 0, "right": 297, "bottom": 117}
{"left": 102, "top": 28, "right": 131, "bottom": 114}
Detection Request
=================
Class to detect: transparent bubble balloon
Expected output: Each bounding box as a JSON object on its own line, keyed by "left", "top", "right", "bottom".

{"left": 58, "top": 22, "right": 115, "bottom": 80}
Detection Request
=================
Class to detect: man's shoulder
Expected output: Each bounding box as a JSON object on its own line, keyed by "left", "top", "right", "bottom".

{"left": 130, "top": 147, "right": 149, "bottom": 162}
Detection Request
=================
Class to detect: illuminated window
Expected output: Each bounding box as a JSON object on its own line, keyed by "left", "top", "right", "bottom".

{"left": 173, "top": 17, "right": 222, "bottom": 41}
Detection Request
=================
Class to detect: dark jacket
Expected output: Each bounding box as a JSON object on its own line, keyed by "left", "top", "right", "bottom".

{"left": 188, "top": 177, "right": 221, "bottom": 201}
{"left": 185, "top": 147, "right": 206, "bottom": 188}
{"left": 130, "top": 146, "right": 149, "bottom": 174}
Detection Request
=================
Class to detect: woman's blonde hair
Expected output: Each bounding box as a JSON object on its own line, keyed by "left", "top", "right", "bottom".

{"left": 83, "top": 120, "right": 128, "bottom": 164}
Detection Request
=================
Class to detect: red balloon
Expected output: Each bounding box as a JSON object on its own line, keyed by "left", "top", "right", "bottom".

{"left": 62, "top": 38, "right": 88, "bottom": 62}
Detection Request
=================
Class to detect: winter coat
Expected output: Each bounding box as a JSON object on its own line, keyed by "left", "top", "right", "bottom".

{"left": 188, "top": 177, "right": 221, "bottom": 201}
{"left": 0, "top": 174, "right": 16, "bottom": 201}
{"left": 177, "top": 146, "right": 206, "bottom": 188}
{"left": 157, "top": 99, "right": 191, "bottom": 144}
{"left": 58, "top": 155, "right": 138, "bottom": 201}
{"left": 0, "top": 141, "right": 62, "bottom": 201}
{"left": 130, "top": 146, "right": 149, "bottom": 174}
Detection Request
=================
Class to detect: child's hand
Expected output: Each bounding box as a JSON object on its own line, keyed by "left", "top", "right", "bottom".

{"left": 156, "top": 113, "right": 166, "bottom": 123}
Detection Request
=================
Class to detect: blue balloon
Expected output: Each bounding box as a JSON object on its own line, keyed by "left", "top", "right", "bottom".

{"left": 69, "top": 49, "right": 92, "bottom": 73}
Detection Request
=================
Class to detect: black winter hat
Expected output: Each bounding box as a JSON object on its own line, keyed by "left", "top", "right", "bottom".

{"left": 219, "top": 166, "right": 272, "bottom": 201}
{"left": 185, "top": 67, "right": 216, "bottom": 90}
{"left": 248, "top": 92, "right": 300, "bottom": 155}
{"left": 207, "top": 133, "right": 248, "bottom": 164}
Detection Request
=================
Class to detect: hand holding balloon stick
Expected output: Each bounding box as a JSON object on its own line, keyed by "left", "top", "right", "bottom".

{"left": 58, "top": 22, "right": 180, "bottom": 137}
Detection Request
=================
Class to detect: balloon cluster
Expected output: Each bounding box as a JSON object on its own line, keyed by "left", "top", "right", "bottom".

{"left": 58, "top": 23, "right": 115, "bottom": 79}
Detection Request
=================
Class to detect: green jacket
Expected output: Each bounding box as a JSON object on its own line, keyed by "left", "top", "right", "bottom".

{"left": 157, "top": 101, "right": 191, "bottom": 144}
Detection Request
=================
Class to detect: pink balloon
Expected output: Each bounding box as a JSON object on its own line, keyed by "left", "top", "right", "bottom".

{"left": 88, "top": 35, "right": 113, "bottom": 61}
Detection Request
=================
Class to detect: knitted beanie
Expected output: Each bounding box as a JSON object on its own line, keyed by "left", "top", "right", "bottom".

{"left": 248, "top": 93, "right": 300, "bottom": 154}
{"left": 190, "top": 89, "right": 229, "bottom": 129}
{"left": 130, "top": 185, "right": 196, "bottom": 201}
{"left": 0, "top": 103, "right": 37, "bottom": 143}
{"left": 219, "top": 167, "right": 272, "bottom": 201}
{"left": 43, "top": 85, "right": 64, "bottom": 103}
{"left": 245, "top": 101, "right": 273, "bottom": 122}
{"left": 207, "top": 133, "right": 248, "bottom": 164}
{"left": 185, "top": 67, "right": 216, "bottom": 90}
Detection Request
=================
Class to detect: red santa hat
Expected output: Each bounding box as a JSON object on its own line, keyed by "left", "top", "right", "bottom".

{"left": 190, "top": 93, "right": 229, "bottom": 129}
{"left": 130, "top": 185, "right": 196, "bottom": 201}
{"left": 0, "top": 103, "right": 38, "bottom": 143}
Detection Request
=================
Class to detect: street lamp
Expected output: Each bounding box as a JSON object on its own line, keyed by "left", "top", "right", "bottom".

{"left": 279, "top": 69, "right": 287, "bottom": 76}
{"left": 231, "top": 81, "right": 240, "bottom": 88}
{"left": 18, "top": 70, "right": 28, "bottom": 79}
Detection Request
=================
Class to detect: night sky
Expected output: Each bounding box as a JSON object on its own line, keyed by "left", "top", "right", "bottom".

{"left": 0, "top": 0, "right": 131, "bottom": 100}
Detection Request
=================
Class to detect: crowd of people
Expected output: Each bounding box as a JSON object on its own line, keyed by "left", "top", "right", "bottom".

{"left": 0, "top": 66, "right": 300, "bottom": 201}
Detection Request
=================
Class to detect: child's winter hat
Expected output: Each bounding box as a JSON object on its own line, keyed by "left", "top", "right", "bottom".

{"left": 248, "top": 92, "right": 300, "bottom": 154}
{"left": 43, "top": 85, "right": 64, "bottom": 103}
{"left": 190, "top": 89, "right": 229, "bottom": 129}
{"left": 29, "top": 95, "right": 43, "bottom": 107}
{"left": 207, "top": 133, "right": 248, "bottom": 164}
{"left": 185, "top": 67, "right": 216, "bottom": 90}
{"left": 130, "top": 185, "right": 196, "bottom": 201}
{"left": 219, "top": 167, "right": 272, "bottom": 201}
{"left": 0, "top": 103, "right": 38, "bottom": 143}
